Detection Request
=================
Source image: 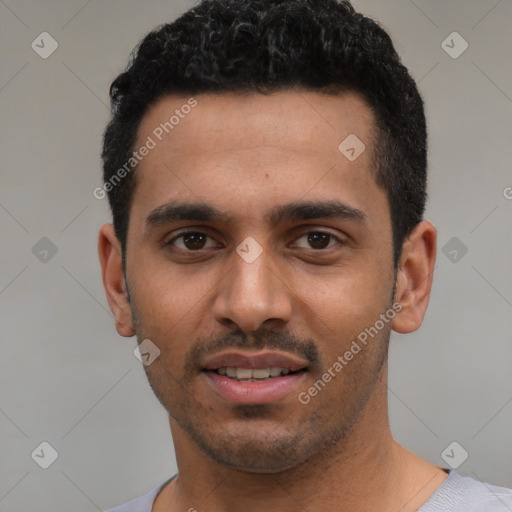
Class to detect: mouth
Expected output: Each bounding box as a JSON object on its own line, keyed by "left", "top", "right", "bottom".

{"left": 201, "top": 351, "right": 309, "bottom": 405}
{"left": 209, "top": 366, "right": 302, "bottom": 381}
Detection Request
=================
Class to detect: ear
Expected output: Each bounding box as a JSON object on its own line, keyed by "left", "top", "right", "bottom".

{"left": 392, "top": 220, "right": 437, "bottom": 334}
{"left": 98, "top": 224, "right": 136, "bottom": 337}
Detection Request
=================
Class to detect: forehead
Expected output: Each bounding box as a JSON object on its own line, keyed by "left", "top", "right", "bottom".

{"left": 130, "top": 89, "right": 386, "bottom": 230}
{"left": 138, "top": 89, "right": 375, "bottom": 160}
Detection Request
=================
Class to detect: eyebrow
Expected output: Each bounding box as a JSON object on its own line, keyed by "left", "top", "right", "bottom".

{"left": 267, "top": 200, "right": 366, "bottom": 225}
{"left": 145, "top": 199, "right": 366, "bottom": 228}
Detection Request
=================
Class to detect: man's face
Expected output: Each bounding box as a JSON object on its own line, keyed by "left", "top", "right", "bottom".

{"left": 124, "top": 90, "right": 397, "bottom": 472}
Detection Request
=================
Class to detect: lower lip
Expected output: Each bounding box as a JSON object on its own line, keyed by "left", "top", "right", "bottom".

{"left": 203, "top": 371, "right": 306, "bottom": 405}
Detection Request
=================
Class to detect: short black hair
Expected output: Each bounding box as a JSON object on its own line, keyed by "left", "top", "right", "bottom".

{"left": 101, "top": 0, "right": 427, "bottom": 268}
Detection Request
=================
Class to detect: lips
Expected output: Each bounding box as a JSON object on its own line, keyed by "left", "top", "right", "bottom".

{"left": 201, "top": 350, "right": 309, "bottom": 405}
{"left": 202, "top": 350, "right": 309, "bottom": 372}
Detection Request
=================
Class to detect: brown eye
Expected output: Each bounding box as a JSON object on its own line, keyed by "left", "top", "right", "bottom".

{"left": 293, "top": 231, "right": 341, "bottom": 250}
{"left": 182, "top": 233, "right": 207, "bottom": 250}
{"left": 307, "top": 232, "right": 331, "bottom": 249}
{"left": 167, "top": 232, "right": 214, "bottom": 251}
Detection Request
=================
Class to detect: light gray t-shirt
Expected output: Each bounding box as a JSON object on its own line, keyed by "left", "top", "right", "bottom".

{"left": 105, "top": 470, "right": 512, "bottom": 511}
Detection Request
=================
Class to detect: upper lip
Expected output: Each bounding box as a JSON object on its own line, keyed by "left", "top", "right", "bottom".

{"left": 202, "top": 350, "right": 309, "bottom": 372}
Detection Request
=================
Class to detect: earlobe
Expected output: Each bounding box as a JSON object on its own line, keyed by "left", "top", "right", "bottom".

{"left": 391, "top": 220, "right": 437, "bottom": 334}
{"left": 98, "top": 224, "right": 136, "bottom": 338}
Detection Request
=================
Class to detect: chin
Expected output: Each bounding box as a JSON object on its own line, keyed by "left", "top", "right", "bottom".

{"left": 202, "top": 442, "right": 308, "bottom": 473}
{"left": 187, "top": 419, "right": 329, "bottom": 473}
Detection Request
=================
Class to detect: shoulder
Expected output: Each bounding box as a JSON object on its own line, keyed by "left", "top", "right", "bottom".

{"left": 420, "top": 471, "right": 512, "bottom": 512}
{"left": 104, "top": 479, "right": 169, "bottom": 512}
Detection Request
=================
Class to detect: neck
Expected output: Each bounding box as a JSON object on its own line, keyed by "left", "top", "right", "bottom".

{"left": 154, "top": 361, "right": 447, "bottom": 512}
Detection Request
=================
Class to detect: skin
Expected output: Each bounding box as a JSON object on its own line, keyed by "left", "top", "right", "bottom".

{"left": 98, "top": 89, "right": 445, "bottom": 512}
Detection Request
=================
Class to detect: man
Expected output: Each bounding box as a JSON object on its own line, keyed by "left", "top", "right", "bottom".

{"left": 98, "top": 0, "right": 512, "bottom": 510}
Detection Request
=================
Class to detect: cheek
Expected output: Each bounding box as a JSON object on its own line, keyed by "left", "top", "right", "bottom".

{"left": 129, "top": 258, "right": 224, "bottom": 356}
{"left": 131, "top": 254, "right": 205, "bottom": 320}
{"left": 294, "top": 264, "right": 391, "bottom": 330}
{"left": 289, "top": 273, "right": 392, "bottom": 380}
{"left": 129, "top": 276, "right": 195, "bottom": 359}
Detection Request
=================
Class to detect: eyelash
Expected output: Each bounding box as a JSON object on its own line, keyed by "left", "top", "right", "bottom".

{"left": 164, "top": 230, "right": 345, "bottom": 252}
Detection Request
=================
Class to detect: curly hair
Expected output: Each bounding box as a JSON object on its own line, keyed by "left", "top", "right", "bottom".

{"left": 101, "top": 0, "right": 427, "bottom": 268}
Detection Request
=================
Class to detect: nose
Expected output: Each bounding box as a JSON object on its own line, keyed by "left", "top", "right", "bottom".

{"left": 212, "top": 244, "right": 292, "bottom": 333}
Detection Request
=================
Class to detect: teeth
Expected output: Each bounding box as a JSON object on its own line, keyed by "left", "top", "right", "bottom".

{"left": 269, "top": 367, "right": 282, "bottom": 377}
{"left": 252, "top": 368, "right": 270, "bottom": 379}
{"left": 236, "top": 368, "right": 252, "bottom": 379}
{"left": 216, "top": 367, "right": 293, "bottom": 379}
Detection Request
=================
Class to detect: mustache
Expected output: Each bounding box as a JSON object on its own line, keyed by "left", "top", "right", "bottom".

{"left": 184, "top": 327, "right": 321, "bottom": 374}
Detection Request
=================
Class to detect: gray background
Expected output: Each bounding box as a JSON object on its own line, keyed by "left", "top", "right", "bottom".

{"left": 0, "top": 0, "right": 511, "bottom": 510}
